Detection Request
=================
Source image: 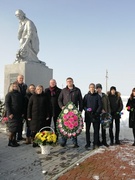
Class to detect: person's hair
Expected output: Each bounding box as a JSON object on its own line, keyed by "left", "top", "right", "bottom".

{"left": 50, "top": 79, "right": 56, "bottom": 83}
{"left": 66, "top": 77, "right": 73, "bottom": 81}
{"left": 8, "top": 83, "right": 20, "bottom": 92}
{"left": 130, "top": 88, "right": 135, "bottom": 100}
{"left": 17, "top": 74, "right": 24, "bottom": 79}
{"left": 89, "top": 83, "right": 95, "bottom": 88}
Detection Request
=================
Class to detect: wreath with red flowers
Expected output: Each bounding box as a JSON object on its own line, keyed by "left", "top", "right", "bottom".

{"left": 57, "top": 102, "right": 83, "bottom": 138}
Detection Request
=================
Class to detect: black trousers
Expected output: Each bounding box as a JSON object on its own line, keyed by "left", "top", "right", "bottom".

{"left": 85, "top": 120, "right": 100, "bottom": 146}
{"left": 102, "top": 125, "right": 107, "bottom": 143}
{"left": 48, "top": 116, "right": 59, "bottom": 135}
{"left": 109, "top": 118, "right": 120, "bottom": 143}
{"left": 17, "top": 119, "right": 23, "bottom": 140}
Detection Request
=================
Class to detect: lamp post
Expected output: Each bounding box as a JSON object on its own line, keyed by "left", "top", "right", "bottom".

{"left": 105, "top": 70, "right": 108, "bottom": 93}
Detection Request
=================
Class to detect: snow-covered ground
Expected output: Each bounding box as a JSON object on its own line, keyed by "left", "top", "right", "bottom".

{"left": 120, "top": 96, "right": 133, "bottom": 140}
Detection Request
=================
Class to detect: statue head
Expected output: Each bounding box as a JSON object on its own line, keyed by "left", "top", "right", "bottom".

{"left": 15, "top": 9, "right": 26, "bottom": 20}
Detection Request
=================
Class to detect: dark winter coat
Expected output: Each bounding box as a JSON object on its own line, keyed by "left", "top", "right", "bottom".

{"left": 14, "top": 81, "right": 27, "bottom": 97}
{"left": 101, "top": 93, "right": 111, "bottom": 113}
{"left": 45, "top": 86, "right": 61, "bottom": 117}
{"left": 27, "top": 93, "right": 50, "bottom": 132}
{"left": 58, "top": 85, "right": 83, "bottom": 111}
{"left": 83, "top": 91, "right": 102, "bottom": 122}
{"left": 24, "top": 92, "right": 34, "bottom": 126}
{"left": 5, "top": 90, "right": 24, "bottom": 132}
{"left": 107, "top": 91, "right": 123, "bottom": 119}
{"left": 5, "top": 90, "right": 24, "bottom": 117}
{"left": 126, "top": 98, "right": 135, "bottom": 128}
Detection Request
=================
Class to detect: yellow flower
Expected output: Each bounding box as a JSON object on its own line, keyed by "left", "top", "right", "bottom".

{"left": 52, "top": 134, "right": 57, "bottom": 143}
{"left": 41, "top": 137, "right": 46, "bottom": 142}
{"left": 47, "top": 135, "right": 52, "bottom": 142}
{"left": 35, "top": 132, "right": 40, "bottom": 138}
{"left": 34, "top": 130, "right": 57, "bottom": 145}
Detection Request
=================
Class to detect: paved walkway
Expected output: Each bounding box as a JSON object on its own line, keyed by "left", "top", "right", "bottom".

{"left": 58, "top": 140, "right": 135, "bottom": 180}
{"left": 0, "top": 123, "right": 95, "bottom": 180}
{"left": 0, "top": 128, "right": 44, "bottom": 180}
{"left": 0, "top": 122, "right": 135, "bottom": 180}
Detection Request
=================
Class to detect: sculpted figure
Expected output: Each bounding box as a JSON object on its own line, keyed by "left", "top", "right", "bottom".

{"left": 14, "top": 9, "right": 40, "bottom": 63}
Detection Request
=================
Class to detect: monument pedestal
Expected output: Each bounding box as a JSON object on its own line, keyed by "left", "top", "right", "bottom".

{"left": 4, "top": 62, "right": 53, "bottom": 96}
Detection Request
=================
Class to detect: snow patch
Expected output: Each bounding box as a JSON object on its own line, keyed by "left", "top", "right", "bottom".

{"left": 92, "top": 175, "right": 99, "bottom": 180}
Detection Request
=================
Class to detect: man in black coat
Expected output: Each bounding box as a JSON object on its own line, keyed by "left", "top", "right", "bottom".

{"left": 24, "top": 84, "right": 35, "bottom": 144}
{"left": 83, "top": 83, "right": 102, "bottom": 150}
{"left": 45, "top": 79, "right": 61, "bottom": 139}
{"left": 15, "top": 74, "right": 27, "bottom": 141}
{"left": 58, "top": 77, "right": 83, "bottom": 148}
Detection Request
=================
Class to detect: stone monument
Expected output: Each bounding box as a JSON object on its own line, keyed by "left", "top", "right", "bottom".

{"left": 4, "top": 9, "right": 53, "bottom": 96}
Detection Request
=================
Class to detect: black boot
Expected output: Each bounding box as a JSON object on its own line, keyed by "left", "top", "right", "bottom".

{"left": 110, "top": 139, "right": 114, "bottom": 146}
{"left": 8, "top": 140, "right": 18, "bottom": 147}
{"left": 12, "top": 139, "right": 20, "bottom": 146}
{"left": 102, "top": 141, "right": 109, "bottom": 147}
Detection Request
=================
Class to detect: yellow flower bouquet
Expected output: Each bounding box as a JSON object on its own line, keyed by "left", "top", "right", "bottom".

{"left": 34, "top": 127, "right": 57, "bottom": 146}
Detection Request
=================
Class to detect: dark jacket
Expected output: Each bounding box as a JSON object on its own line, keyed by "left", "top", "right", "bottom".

{"left": 83, "top": 91, "right": 102, "bottom": 122}
{"left": 107, "top": 91, "right": 123, "bottom": 119}
{"left": 126, "top": 98, "right": 135, "bottom": 128}
{"left": 58, "top": 85, "right": 83, "bottom": 112}
{"left": 101, "top": 93, "right": 111, "bottom": 113}
{"left": 27, "top": 93, "right": 50, "bottom": 132}
{"left": 24, "top": 92, "right": 34, "bottom": 120}
{"left": 45, "top": 86, "right": 61, "bottom": 117}
{"left": 14, "top": 81, "right": 27, "bottom": 97}
{"left": 5, "top": 90, "right": 24, "bottom": 118}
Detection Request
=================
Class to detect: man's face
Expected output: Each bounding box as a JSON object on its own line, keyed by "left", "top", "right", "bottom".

{"left": 17, "top": 76, "right": 24, "bottom": 84}
{"left": 89, "top": 85, "right": 95, "bottom": 93}
{"left": 50, "top": 80, "right": 56, "bottom": 88}
{"left": 66, "top": 79, "right": 73, "bottom": 88}
{"left": 96, "top": 88, "right": 102, "bottom": 94}
{"left": 29, "top": 86, "right": 35, "bottom": 94}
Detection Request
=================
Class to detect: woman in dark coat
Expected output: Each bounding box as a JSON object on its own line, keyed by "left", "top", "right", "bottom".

{"left": 107, "top": 86, "right": 123, "bottom": 145}
{"left": 126, "top": 88, "right": 135, "bottom": 146}
{"left": 27, "top": 85, "right": 50, "bottom": 146}
{"left": 5, "top": 82, "right": 24, "bottom": 147}
{"left": 24, "top": 84, "right": 35, "bottom": 144}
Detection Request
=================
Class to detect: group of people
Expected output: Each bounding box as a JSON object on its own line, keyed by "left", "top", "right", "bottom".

{"left": 4, "top": 75, "right": 135, "bottom": 149}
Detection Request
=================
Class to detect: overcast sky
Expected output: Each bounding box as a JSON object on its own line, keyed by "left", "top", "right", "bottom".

{"left": 0, "top": 0, "right": 135, "bottom": 98}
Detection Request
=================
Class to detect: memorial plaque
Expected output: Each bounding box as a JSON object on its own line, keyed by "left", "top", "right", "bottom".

{"left": 10, "top": 73, "right": 18, "bottom": 83}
